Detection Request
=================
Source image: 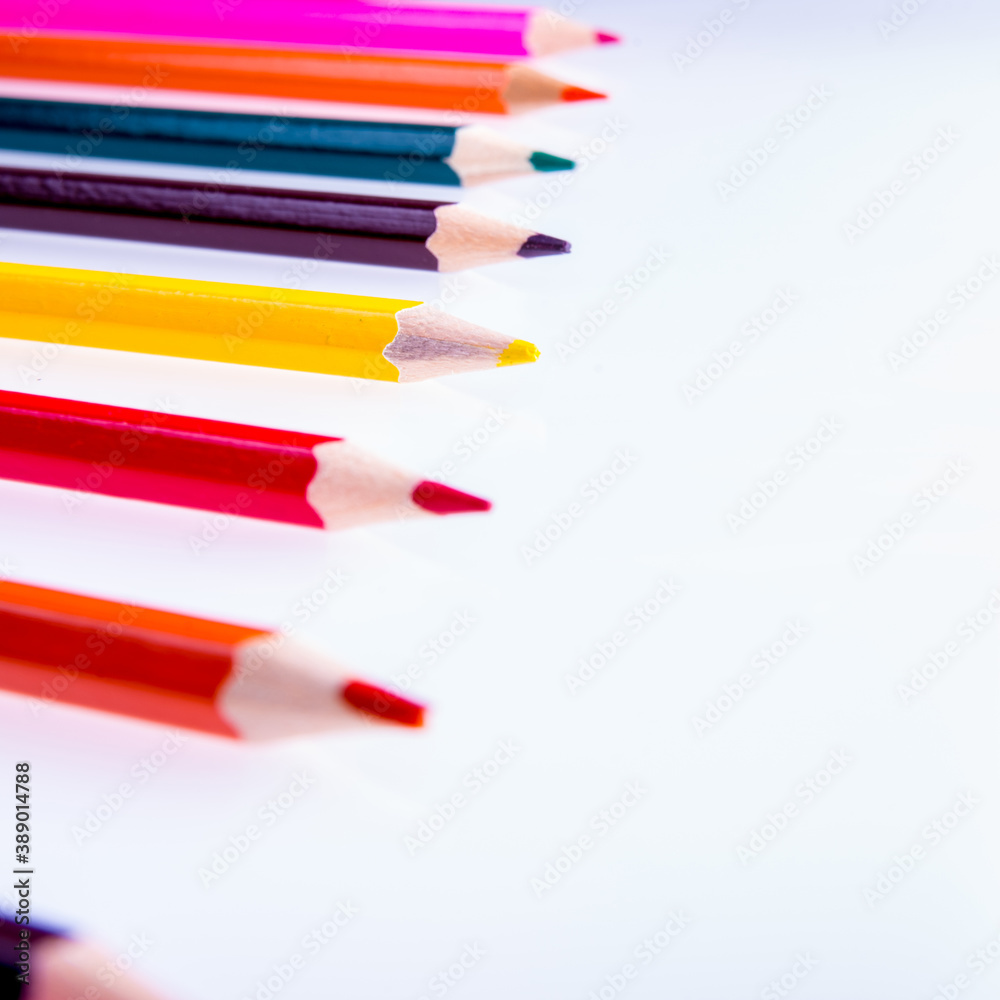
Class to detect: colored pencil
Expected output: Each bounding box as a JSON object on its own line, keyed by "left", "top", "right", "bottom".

{"left": 0, "top": 1, "right": 620, "bottom": 58}
{"left": 0, "top": 34, "right": 606, "bottom": 113}
{"left": 0, "top": 578, "right": 425, "bottom": 736}
{"left": 0, "top": 389, "right": 491, "bottom": 529}
{"left": 0, "top": 98, "right": 576, "bottom": 186}
{"left": 1, "top": 917, "right": 170, "bottom": 1000}
{"left": 0, "top": 166, "right": 571, "bottom": 271}
{"left": 0, "top": 261, "right": 540, "bottom": 381}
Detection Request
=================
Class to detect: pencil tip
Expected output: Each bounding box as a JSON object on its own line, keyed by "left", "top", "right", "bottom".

{"left": 518, "top": 232, "right": 572, "bottom": 258}
{"left": 529, "top": 150, "right": 576, "bottom": 173}
{"left": 561, "top": 85, "right": 607, "bottom": 103}
{"left": 596, "top": 30, "right": 621, "bottom": 44}
{"left": 342, "top": 681, "right": 425, "bottom": 727}
{"left": 412, "top": 481, "right": 492, "bottom": 515}
{"left": 498, "top": 339, "right": 540, "bottom": 368}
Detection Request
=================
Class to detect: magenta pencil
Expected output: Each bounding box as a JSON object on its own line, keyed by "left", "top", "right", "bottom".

{"left": 0, "top": 0, "right": 619, "bottom": 57}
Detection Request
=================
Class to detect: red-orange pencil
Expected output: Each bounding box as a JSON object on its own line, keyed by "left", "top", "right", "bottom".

{"left": 0, "top": 579, "right": 424, "bottom": 738}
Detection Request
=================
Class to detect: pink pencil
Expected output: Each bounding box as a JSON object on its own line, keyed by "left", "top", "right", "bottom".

{"left": 0, "top": 0, "right": 620, "bottom": 58}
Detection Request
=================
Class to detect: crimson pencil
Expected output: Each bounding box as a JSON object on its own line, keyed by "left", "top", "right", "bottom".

{"left": 1, "top": 916, "right": 169, "bottom": 1000}
{"left": 0, "top": 390, "right": 490, "bottom": 531}
{"left": 0, "top": 166, "right": 570, "bottom": 271}
{"left": 0, "top": 0, "right": 620, "bottom": 58}
{"left": 0, "top": 578, "right": 425, "bottom": 737}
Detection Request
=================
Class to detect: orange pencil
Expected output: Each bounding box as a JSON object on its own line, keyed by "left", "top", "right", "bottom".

{"left": 0, "top": 33, "right": 606, "bottom": 113}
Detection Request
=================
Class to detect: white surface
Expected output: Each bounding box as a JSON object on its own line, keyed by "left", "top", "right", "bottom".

{"left": 1, "top": 2, "right": 1000, "bottom": 997}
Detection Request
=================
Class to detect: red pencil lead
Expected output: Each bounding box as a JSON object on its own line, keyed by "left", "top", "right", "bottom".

{"left": 411, "top": 480, "right": 492, "bottom": 515}
{"left": 561, "top": 85, "right": 607, "bottom": 103}
{"left": 342, "top": 682, "right": 425, "bottom": 728}
{"left": 597, "top": 31, "right": 621, "bottom": 45}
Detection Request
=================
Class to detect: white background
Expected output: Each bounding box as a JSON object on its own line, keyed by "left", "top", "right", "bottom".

{"left": 1, "top": 1, "right": 1000, "bottom": 997}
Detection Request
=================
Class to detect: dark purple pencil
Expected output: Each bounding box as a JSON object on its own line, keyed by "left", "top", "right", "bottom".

{"left": 0, "top": 166, "right": 570, "bottom": 272}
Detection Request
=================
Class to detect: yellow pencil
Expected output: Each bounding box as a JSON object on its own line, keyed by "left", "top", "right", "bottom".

{"left": 0, "top": 261, "right": 538, "bottom": 382}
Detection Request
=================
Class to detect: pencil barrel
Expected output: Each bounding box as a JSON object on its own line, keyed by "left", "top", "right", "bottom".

{"left": 0, "top": 391, "right": 330, "bottom": 527}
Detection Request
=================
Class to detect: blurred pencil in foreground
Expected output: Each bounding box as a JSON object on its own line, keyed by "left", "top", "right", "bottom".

{"left": 0, "top": 0, "right": 620, "bottom": 58}
{"left": 0, "top": 98, "right": 576, "bottom": 186}
{"left": 0, "top": 261, "right": 540, "bottom": 382}
{"left": 0, "top": 34, "right": 606, "bottom": 112}
{"left": 1, "top": 916, "right": 169, "bottom": 1000}
{"left": 0, "top": 166, "right": 571, "bottom": 271}
{"left": 0, "top": 579, "right": 425, "bottom": 737}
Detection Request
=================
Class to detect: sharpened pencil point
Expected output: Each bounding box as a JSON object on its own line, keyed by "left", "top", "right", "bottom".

{"left": 518, "top": 233, "right": 572, "bottom": 258}
{"left": 498, "top": 339, "right": 540, "bottom": 368}
{"left": 530, "top": 150, "right": 576, "bottom": 173}
{"left": 342, "top": 681, "right": 425, "bottom": 727}
{"left": 412, "top": 481, "right": 492, "bottom": 515}
{"left": 561, "top": 85, "right": 607, "bottom": 103}
{"left": 597, "top": 31, "right": 621, "bottom": 44}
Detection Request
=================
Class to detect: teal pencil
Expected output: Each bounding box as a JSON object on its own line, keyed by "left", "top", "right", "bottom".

{"left": 0, "top": 97, "right": 575, "bottom": 186}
